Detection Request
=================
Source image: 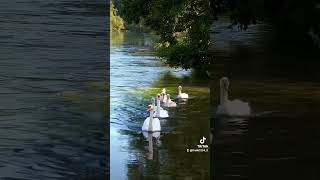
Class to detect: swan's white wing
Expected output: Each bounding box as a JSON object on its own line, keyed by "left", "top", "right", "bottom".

{"left": 169, "top": 101, "right": 177, "bottom": 107}
{"left": 142, "top": 117, "right": 161, "bottom": 131}
{"left": 228, "top": 100, "right": 251, "bottom": 116}
{"left": 154, "top": 110, "right": 169, "bottom": 118}
{"left": 152, "top": 118, "right": 161, "bottom": 131}
{"left": 142, "top": 117, "right": 150, "bottom": 131}
{"left": 162, "top": 95, "right": 168, "bottom": 102}
{"left": 160, "top": 110, "right": 169, "bottom": 118}
{"left": 178, "top": 93, "right": 189, "bottom": 99}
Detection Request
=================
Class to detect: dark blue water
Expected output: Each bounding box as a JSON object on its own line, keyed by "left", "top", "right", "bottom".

{"left": 0, "top": 1, "right": 108, "bottom": 179}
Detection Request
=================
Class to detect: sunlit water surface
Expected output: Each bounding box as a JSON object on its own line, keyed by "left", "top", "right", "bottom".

{"left": 110, "top": 31, "right": 210, "bottom": 180}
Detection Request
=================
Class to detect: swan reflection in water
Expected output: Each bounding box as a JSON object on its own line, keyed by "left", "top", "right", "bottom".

{"left": 143, "top": 132, "right": 161, "bottom": 160}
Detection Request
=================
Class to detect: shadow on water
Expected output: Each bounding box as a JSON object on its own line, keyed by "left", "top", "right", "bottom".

{"left": 210, "top": 18, "right": 320, "bottom": 179}
{"left": 111, "top": 31, "right": 210, "bottom": 180}
{"left": 0, "top": 1, "right": 108, "bottom": 179}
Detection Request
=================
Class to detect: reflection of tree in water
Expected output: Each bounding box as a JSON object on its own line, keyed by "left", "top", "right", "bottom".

{"left": 111, "top": 31, "right": 124, "bottom": 47}
{"left": 111, "top": 30, "right": 158, "bottom": 49}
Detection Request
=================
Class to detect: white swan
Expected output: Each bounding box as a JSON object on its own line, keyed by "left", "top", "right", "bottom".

{"left": 160, "top": 88, "right": 168, "bottom": 103}
{"left": 177, "top": 86, "right": 189, "bottom": 99}
{"left": 149, "top": 97, "right": 163, "bottom": 110}
{"left": 216, "top": 77, "right": 251, "bottom": 117}
{"left": 142, "top": 99, "right": 161, "bottom": 132}
{"left": 154, "top": 94, "right": 169, "bottom": 118}
{"left": 163, "top": 94, "right": 177, "bottom": 107}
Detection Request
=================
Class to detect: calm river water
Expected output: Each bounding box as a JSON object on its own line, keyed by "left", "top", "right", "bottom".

{"left": 0, "top": 1, "right": 107, "bottom": 179}
{"left": 110, "top": 31, "right": 210, "bottom": 180}
{"left": 210, "top": 18, "right": 320, "bottom": 180}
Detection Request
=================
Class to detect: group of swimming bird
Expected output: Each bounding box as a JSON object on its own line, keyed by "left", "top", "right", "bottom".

{"left": 142, "top": 86, "right": 189, "bottom": 132}
{"left": 141, "top": 77, "right": 252, "bottom": 133}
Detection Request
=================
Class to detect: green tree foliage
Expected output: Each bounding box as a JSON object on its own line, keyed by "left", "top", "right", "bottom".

{"left": 120, "top": 0, "right": 319, "bottom": 70}
{"left": 120, "top": 0, "right": 211, "bottom": 71}
{"left": 110, "top": 1, "right": 124, "bottom": 31}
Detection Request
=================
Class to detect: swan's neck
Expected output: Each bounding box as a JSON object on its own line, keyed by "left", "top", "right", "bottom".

{"left": 156, "top": 99, "right": 160, "bottom": 116}
{"left": 157, "top": 99, "right": 160, "bottom": 108}
{"left": 220, "top": 87, "right": 228, "bottom": 105}
{"left": 148, "top": 110, "right": 153, "bottom": 131}
{"left": 178, "top": 89, "right": 182, "bottom": 95}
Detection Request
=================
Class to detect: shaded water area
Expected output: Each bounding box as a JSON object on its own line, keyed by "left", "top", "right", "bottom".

{"left": 110, "top": 31, "right": 210, "bottom": 180}
{"left": 210, "top": 17, "right": 320, "bottom": 179}
{"left": 0, "top": 1, "right": 107, "bottom": 179}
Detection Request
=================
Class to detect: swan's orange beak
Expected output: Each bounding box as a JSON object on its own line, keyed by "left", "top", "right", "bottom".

{"left": 147, "top": 107, "right": 152, "bottom": 112}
